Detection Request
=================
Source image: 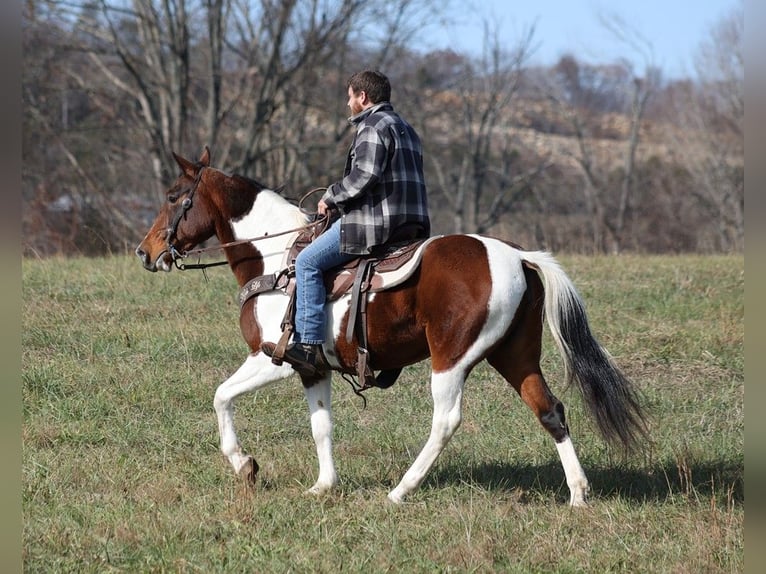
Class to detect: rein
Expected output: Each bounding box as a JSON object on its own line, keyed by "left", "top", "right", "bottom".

{"left": 169, "top": 185, "right": 329, "bottom": 271}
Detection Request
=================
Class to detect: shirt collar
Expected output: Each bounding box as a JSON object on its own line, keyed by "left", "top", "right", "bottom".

{"left": 348, "top": 101, "right": 392, "bottom": 124}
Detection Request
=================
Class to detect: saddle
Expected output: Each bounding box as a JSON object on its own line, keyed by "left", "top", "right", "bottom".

{"left": 238, "top": 219, "right": 436, "bottom": 391}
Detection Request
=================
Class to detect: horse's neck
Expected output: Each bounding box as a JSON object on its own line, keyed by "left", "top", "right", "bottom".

{"left": 229, "top": 189, "right": 307, "bottom": 274}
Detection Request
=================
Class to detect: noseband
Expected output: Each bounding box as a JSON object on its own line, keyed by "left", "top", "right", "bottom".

{"left": 166, "top": 166, "right": 206, "bottom": 264}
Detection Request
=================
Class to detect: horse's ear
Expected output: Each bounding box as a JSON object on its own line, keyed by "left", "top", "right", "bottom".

{"left": 172, "top": 151, "right": 197, "bottom": 178}
{"left": 200, "top": 146, "right": 211, "bottom": 167}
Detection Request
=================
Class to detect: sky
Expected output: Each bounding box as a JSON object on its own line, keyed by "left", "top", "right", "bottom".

{"left": 411, "top": 0, "right": 738, "bottom": 79}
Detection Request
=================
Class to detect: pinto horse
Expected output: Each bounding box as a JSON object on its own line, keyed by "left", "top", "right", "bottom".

{"left": 136, "top": 147, "right": 646, "bottom": 506}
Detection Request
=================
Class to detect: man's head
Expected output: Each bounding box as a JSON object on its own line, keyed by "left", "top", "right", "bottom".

{"left": 346, "top": 70, "right": 391, "bottom": 115}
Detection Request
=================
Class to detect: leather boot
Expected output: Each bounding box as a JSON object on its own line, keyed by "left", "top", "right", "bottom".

{"left": 261, "top": 341, "right": 327, "bottom": 378}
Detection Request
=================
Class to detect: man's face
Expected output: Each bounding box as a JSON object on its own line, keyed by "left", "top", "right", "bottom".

{"left": 347, "top": 86, "right": 365, "bottom": 116}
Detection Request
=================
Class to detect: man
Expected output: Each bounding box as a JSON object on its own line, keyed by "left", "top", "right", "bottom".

{"left": 262, "top": 70, "right": 430, "bottom": 377}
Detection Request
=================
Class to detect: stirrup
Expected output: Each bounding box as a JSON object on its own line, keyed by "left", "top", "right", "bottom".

{"left": 268, "top": 326, "right": 293, "bottom": 365}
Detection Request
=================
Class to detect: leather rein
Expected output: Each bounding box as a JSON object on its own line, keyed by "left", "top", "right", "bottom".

{"left": 165, "top": 170, "right": 328, "bottom": 271}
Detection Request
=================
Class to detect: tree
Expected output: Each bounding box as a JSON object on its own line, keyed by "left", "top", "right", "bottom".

{"left": 23, "top": 1, "right": 140, "bottom": 254}
{"left": 21, "top": 0, "right": 744, "bottom": 255}
{"left": 420, "top": 24, "right": 549, "bottom": 235}
{"left": 544, "top": 49, "right": 659, "bottom": 254}
{"left": 21, "top": 0, "right": 443, "bottom": 254}
{"left": 666, "top": 0, "right": 744, "bottom": 251}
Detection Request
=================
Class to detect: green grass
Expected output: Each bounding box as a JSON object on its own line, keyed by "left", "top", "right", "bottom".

{"left": 22, "top": 254, "right": 743, "bottom": 572}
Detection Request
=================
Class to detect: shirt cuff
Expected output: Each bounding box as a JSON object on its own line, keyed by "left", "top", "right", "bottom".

{"left": 322, "top": 185, "right": 337, "bottom": 207}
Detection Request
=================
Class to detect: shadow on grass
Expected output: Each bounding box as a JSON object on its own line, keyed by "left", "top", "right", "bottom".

{"left": 425, "top": 458, "right": 744, "bottom": 504}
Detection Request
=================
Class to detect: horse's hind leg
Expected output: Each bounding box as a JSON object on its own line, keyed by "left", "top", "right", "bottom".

{"left": 388, "top": 368, "right": 466, "bottom": 504}
{"left": 522, "top": 370, "right": 589, "bottom": 507}
{"left": 488, "top": 315, "right": 589, "bottom": 506}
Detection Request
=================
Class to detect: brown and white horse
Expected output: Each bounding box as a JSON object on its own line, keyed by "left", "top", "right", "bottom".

{"left": 136, "top": 147, "right": 646, "bottom": 506}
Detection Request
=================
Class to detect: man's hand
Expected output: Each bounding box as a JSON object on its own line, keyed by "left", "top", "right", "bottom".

{"left": 317, "top": 199, "right": 329, "bottom": 216}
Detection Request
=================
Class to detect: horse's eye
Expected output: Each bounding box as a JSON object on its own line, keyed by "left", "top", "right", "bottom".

{"left": 168, "top": 194, "right": 179, "bottom": 204}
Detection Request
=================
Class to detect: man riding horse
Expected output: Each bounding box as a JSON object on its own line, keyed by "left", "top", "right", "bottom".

{"left": 262, "top": 70, "right": 430, "bottom": 377}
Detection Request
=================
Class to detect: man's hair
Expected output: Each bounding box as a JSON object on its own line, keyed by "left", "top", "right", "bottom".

{"left": 347, "top": 70, "right": 391, "bottom": 104}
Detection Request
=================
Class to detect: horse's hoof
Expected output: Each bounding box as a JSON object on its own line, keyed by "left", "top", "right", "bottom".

{"left": 304, "top": 483, "right": 332, "bottom": 497}
{"left": 569, "top": 493, "right": 589, "bottom": 507}
{"left": 569, "top": 484, "right": 590, "bottom": 507}
{"left": 238, "top": 457, "right": 259, "bottom": 488}
{"left": 386, "top": 491, "right": 405, "bottom": 505}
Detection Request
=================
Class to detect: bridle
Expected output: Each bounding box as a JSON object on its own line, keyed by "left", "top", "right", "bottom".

{"left": 165, "top": 173, "right": 329, "bottom": 271}
{"left": 166, "top": 166, "right": 207, "bottom": 265}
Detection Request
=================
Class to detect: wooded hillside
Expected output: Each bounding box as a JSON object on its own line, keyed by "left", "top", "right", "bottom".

{"left": 22, "top": 0, "right": 743, "bottom": 256}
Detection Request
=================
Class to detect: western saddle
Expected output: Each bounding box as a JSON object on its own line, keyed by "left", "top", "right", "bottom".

{"left": 238, "top": 218, "right": 432, "bottom": 393}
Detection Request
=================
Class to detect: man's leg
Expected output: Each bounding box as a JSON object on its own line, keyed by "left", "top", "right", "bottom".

{"left": 294, "top": 219, "right": 355, "bottom": 344}
{"left": 263, "top": 220, "right": 354, "bottom": 376}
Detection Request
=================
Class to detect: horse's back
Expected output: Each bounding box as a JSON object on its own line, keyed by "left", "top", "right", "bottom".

{"left": 335, "top": 234, "right": 531, "bottom": 372}
{"left": 418, "top": 234, "right": 527, "bottom": 290}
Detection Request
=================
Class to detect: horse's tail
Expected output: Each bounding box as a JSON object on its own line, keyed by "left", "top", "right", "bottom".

{"left": 520, "top": 250, "right": 648, "bottom": 452}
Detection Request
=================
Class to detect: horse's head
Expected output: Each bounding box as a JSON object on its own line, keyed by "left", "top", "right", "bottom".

{"left": 136, "top": 147, "right": 217, "bottom": 272}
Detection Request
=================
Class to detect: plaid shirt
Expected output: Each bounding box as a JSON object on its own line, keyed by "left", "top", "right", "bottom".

{"left": 322, "top": 102, "right": 430, "bottom": 255}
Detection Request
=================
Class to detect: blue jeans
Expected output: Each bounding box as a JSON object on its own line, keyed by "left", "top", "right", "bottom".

{"left": 294, "top": 219, "right": 356, "bottom": 345}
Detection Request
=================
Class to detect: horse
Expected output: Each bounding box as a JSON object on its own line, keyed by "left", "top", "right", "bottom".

{"left": 135, "top": 147, "right": 646, "bottom": 506}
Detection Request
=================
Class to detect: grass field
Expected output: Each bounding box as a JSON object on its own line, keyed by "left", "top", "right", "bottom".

{"left": 22, "top": 253, "right": 743, "bottom": 572}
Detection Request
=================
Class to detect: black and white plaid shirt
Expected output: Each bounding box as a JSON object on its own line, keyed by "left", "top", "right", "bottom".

{"left": 322, "top": 102, "right": 430, "bottom": 255}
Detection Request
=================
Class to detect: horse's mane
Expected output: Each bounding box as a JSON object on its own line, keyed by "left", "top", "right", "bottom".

{"left": 227, "top": 171, "right": 310, "bottom": 224}
{"left": 231, "top": 173, "right": 270, "bottom": 191}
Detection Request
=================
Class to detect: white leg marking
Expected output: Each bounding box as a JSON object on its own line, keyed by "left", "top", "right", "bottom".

{"left": 387, "top": 238, "right": 527, "bottom": 503}
{"left": 303, "top": 376, "right": 337, "bottom": 495}
{"left": 555, "top": 437, "right": 590, "bottom": 506}
{"left": 213, "top": 353, "right": 294, "bottom": 475}
{"left": 388, "top": 369, "right": 465, "bottom": 503}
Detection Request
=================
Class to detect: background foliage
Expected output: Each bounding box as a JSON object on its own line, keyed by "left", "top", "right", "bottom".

{"left": 22, "top": 0, "right": 743, "bottom": 256}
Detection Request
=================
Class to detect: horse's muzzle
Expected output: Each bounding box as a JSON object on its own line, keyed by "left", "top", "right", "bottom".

{"left": 135, "top": 245, "right": 167, "bottom": 272}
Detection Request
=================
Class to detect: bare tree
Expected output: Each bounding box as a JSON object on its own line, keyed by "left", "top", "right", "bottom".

{"left": 666, "top": 0, "right": 744, "bottom": 251}
{"left": 23, "top": 1, "right": 142, "bottom": 254}
{"left": 422, "top": 23, "right": 548, "bottom": 235}
{"left": 68, "top": 0, "right": 454, "bottom": 187}
{"left": 544, "top": 49, "right": 659, "bottom": 254}
{"left": 22, "top": 0, "right": 448, "bottom": 254}
{"left": 62, "top": 1, "right": 366, "bottom": 187}
{"left": 21, "top": 0, "right": 744, "bottom": 256}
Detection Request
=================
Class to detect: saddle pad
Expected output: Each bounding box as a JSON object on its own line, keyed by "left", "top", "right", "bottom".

{"left": 328, "top": 236, "right": 442, "bottom": 300}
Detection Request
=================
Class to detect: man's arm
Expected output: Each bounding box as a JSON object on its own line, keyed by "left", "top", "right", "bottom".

{"left": 322, "top": 124, "right": 389, "bottom": 209}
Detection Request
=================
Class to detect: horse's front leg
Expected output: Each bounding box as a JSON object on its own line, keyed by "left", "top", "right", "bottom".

{"left": 302, "top": 374, "right": 338, "bottom": 495}
{"left": 213, "top": 353, "right": 294, "bottom": 483}
{"left": 388, "top": 369, "right": 466, "bottom": 503}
